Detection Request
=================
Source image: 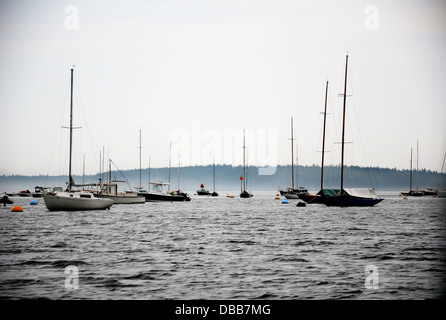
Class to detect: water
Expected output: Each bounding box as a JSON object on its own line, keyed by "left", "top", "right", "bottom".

{"left": 0, "top": 191, "right": 445, "bottom": 300}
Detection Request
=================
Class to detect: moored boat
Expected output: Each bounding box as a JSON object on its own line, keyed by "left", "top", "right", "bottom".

{"left": 138, "top": 180, "right": 191, "bottom": 202}
{"left": 317, "top": 55, "right": 383, "bottom": 207}
{"left": 240, "top": 129, "right": 253, "bottom": 198}
{"left": 197, "top": 184, "right": 210, "bottom": 195}
{"left": 43, "top": 67, "right": 113, "bottom": 211}
{"left": 279, "top": 117, "right": 309, "bottom": 199}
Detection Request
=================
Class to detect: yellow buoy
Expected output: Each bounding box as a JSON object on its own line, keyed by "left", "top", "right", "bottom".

{"left": 11, "top": 206, "right": 23, "bottom": 212}
{"left": 275, "top": 196, "right": 280, "bottom": 200}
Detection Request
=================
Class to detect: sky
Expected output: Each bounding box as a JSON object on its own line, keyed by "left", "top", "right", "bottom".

{"left": 1, "top": 0, "right": 445, "bottom": 177}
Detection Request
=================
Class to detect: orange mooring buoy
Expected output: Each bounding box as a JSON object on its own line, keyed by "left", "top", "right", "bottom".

{"left": 11, "top": 206, "right": 23, "bottom": 212}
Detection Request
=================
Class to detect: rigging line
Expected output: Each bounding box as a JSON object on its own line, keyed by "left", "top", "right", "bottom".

{"left": 349, "top": 63, "right": 377, "bottom": 188}
{"left": 110, "top": 159, "right": 133, "bottom": 191}
{"left": 73, "top": 72, "right": 99, "bottom": 175}
{"left": 45, "top": 78, "right": 71, "bottom": 185}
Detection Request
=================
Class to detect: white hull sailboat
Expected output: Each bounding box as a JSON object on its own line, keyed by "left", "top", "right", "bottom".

{"left": 43, "top": 67, "right": 113, "bottom": 211}
{"left": 44, "top": 191, "right": 113, "bottom": 211}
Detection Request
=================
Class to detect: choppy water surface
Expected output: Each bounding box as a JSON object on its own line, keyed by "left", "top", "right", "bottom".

{"left": 1, "top": 191, "right": 445, "bottom": 299}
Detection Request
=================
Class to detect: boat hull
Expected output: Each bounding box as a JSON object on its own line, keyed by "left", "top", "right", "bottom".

{"left": 320, "top": 196, "right": 384, "bottom": 207}
{"left": 96, "top": 193, "right": 145, "bottom": 204}
{"left": 240, "top": 190, "right": 253, "bottom": 198}
{"left": 297, "top": 194, "right": 326, "bottom": 204}
{"left": 138, "top": 191, "right": 191, "bottom": 202}
{"left": 1, "top": 195, "right": 13, "bottom": 205}
{"left": 43, "top": 193, "right": 113, "bottom": 211}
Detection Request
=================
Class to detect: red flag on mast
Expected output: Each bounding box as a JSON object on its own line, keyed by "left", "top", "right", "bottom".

{"left": 240, "top": 175, "right": 243, "bottom": 181}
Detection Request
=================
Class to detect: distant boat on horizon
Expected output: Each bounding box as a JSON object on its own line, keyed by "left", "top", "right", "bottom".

{"left": 279, "top": 117, "right": 309, "bottom": 199}
{"left": 197, "top": 183, "right": 211, "bottom": 196}
{"left": 240, "top": 129, "right": 253, "bottom": 198}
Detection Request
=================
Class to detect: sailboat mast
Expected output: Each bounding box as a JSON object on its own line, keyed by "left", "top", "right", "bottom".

{"left": 68, "top": 67, "right": 74, "bottom": 192}
{"left": 148, "top": 157, "right": 151, "bottom": 191}
{"left": 139, "top": 129, "right": 142, "bottom": 190}
{"left": 340, "top": 55, "right": 349, "bottom": 194}
{"left": 410, "top": 147, "right": 413, "bottom": 192}
{"left": 243, "top": 129, "right": 246, "bottom": 191}
{"left": 416, "top": 140, "right": 419, "bottom": 191}
{"left": 177, "top": 155, "right": 180, "bottom": 190}
{"left": 291, "top": 117, "right": 295, "bottom": 189}
{"left": 213, "top": 158, "right": 216, "bottom": 193}
{"left": 168, "top": 142, "right": 172, "bottom": 192}
{"left": 321, "top": 80, "right": 329, "bottom": 191}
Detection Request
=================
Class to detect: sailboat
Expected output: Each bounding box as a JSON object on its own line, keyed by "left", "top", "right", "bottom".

{"left": 298, "top": 80, "right": 340, "bottom": 204}
{"left": 240, "top": 129, "right": 253, "bottom": 198}
{"left": 318, "top": 55, "right": 383, "bottom": 207}
{"left": 43, "top": 67, "right": 113, "bottom": 211}
{"left": 400, "top": 147, "right": 422, "bottom": 196}
{"left": 279, "top": 117, "right": 309, "bottom": 199}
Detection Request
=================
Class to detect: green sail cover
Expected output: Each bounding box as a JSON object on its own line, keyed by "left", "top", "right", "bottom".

{"left": 318, "top": 189, "right": 341, "bottom": 197}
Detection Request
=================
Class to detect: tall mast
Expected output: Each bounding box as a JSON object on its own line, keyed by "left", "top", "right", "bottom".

{"left": 291, "top": 117, "right": 295, "bottom": 189}
{"left": 243, "top": 129, "right": 246, "bottom": 191}
{"left": 177, "top": 155, "right": 180, "bottom": 190}
{"left": 321, "top": 80, "right": 329, "bottom": 191}
{"left": 340, "top": 54, "right": 349, "bottom": 194}
{"left": 139, "top": 129, "right": 142, "bottom": 190}
{"left": 148, "top": 157, "right": 151, "bottom": 191}
{"left": 416, "top": 140, "right": 419, "bottom": 191}
{"left": 410, "top": 147, "right": 413, "bottom": 192}
{"left": 168, "top": 142, "right": 172, "bottom": 192}
{"left": 68, "top": 67, "right": 74, "bottom": 192}
{"left": 213, "top": 157, "right": 216, "bottom": 193}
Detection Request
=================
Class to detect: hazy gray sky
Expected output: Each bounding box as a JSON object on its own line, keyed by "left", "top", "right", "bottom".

{"left": 1, "top": 0, "right": 445, "bottom": 176}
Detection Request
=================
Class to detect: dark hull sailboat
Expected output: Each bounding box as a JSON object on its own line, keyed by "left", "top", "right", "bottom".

{"left": 240, "top": 129, "right": 253, "bottom": 198}
{"left": 298, "top": 81, "right": 333, "bottom": 204}
{"left": 400, "top": 142, "right": 432, "bottom": 197}
{"left": 321, "top": 188, "right": 383, "bottom": 207}
{"left": 317, "top": 55, "right": 383, "bottom": 207}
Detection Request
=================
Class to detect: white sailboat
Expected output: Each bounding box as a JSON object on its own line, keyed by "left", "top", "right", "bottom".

{"left": 43, "top": 67, "right": 113, "bottom": 211}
